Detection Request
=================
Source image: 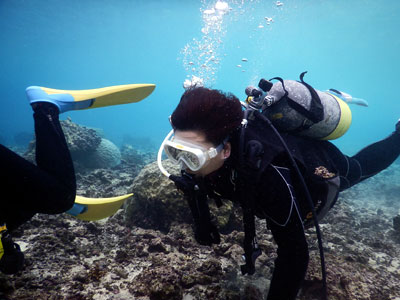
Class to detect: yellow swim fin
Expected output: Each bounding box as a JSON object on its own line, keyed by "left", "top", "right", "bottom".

{"left": 27, "top": 84, "right": 155, "bottom": 113}
{"left": 66, "top": 193, "right": 133, "bottom": 221}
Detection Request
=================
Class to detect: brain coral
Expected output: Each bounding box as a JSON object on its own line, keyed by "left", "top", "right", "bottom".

{"left": 82, "top": 138, "right": 121, "bottom": 169}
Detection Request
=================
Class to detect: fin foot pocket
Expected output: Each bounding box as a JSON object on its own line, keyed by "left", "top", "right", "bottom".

{"left": 26, "top": 86, "right": 92, "bottom": 113}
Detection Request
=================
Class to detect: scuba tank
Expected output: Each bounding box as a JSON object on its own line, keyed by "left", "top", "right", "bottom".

{"left": 245, "top": 72, "right": 361, "bottom": 140}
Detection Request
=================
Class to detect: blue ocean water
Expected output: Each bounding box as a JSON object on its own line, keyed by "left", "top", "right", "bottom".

{"left": 1, "top": 0, "right": 399, "bottom": 156}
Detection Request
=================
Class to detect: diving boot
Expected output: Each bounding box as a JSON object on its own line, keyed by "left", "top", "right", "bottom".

{"left": 26, "top": 86, "right": 93, "bottom": 114}
{"left": 0, "top": 224, "right": 24, "bottom": 275}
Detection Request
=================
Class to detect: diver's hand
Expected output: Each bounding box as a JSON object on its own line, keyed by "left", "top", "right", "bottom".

{"left": 240, "top": 261, "right": 255, "bottom": 275}
{"left": 194, "top": 221, "right": 220, "bottom": 246}
{"left": 170, "top": 172, "right": 220, "bottom": 245}
{"left": 241, "top": 237, "right": 262, "bottom": 276}
{"left": 169, "top": 173, "right": 197, "bottom": 196}
{"left": 240, "top": 247, "right": 262, "bottom": 275}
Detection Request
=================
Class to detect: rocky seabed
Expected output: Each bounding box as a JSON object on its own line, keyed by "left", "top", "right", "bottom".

{"left": 1, "top": 161, "right": 399, "bottom": 300}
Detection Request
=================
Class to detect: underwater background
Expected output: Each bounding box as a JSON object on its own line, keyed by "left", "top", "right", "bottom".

{"left": 1, "top": 0, "right": 400, "bottom": 156}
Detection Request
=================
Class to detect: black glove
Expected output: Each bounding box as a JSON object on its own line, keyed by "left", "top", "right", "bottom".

{"left": 170, "top": 172, "right": 198, "bottom": 196}
{"left": 240, "top": 247, "right": 262, "bottom": 275}
{"left": 170, "top": 172, "right": 220, "bottom": 246}
{"left": 0, "top": 232, "right": 24, "bottom": 275}
{"left": 194, "top": 219, "right": 221, "bottom": 246}
{"left": 240, "top": 237, "right": 262, "bottom": 275}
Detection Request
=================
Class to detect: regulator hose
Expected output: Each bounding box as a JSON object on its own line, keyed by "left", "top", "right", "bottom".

{"left": 254, "top": 110, "right": 328, "bottom": 300}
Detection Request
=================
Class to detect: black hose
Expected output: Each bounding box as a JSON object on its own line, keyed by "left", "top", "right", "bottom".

{"left": 254, "top": 110, "right": 328, "bottom": 300}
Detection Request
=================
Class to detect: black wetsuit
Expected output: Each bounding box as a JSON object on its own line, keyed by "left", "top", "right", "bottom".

{"left": 202, "top": 116, "right": 400, "bottom": 300}
{"left": 0, "top": 103, "right": 76, "bottom": 231}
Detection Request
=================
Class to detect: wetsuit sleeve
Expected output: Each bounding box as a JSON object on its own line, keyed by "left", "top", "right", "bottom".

{"left": 266, "top": 207, "right": 309, "bottom": 300}
{"left": 242, "top": 202, "right": 256, "bottom": 272}
{"left": 185, "top": 190, "right": 220, "bottom": 246}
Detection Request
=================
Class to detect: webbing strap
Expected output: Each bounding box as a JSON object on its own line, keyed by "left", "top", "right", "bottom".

{"left": 270, "top": 72, "right": 324, "bottom": 125}
{"left": 269, "top": 76, "right": 289, "bottom": 98}
{"left": 298, "top": 71, "right": 324, "bottom": 123}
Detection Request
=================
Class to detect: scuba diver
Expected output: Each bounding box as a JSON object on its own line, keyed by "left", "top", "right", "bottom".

{"left": 158, "top": 74, "right": 400, "bottom": 300}
{"left": 0, "top": 83, "right": 155, "bottom": 275}
{"left": 0, "top": 95, "right": 77, "bottom": 275}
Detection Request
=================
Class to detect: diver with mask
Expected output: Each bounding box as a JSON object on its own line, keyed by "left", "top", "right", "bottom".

{"left": 158, "top": 77, "right": 400, "bottom": 300}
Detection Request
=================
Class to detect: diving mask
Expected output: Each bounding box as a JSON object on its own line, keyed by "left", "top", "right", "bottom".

{"left": 163, "top": 133, "right": 225, "bottom": 172}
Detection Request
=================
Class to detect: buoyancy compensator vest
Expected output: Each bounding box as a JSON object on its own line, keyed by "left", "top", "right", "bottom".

{"left": 245, "top": 71, "right": 353, "bottom": 140}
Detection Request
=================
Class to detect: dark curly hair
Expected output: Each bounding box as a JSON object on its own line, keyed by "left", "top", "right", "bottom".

{"left": 171, "top": 87, "right": 243, "bottom": 145}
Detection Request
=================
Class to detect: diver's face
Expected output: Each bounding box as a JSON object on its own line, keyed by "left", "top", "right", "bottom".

{"left": 174, "top": 130, "right": 231, "bottom": 177}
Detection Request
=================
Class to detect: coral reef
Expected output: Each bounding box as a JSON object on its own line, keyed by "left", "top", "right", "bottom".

{"left": 24, "top": 118, "right": 128, "bottom": 171}
{"left": 24, "top": 118, "right": 102, "bottom": 164}
{"left": 121, "top": 144, "right": 154, "bottom": 166}
{"left": 124, "top": 160, "right": 241, "bottom": 234}
{"left": 75, "top": 147, "right": 154, "bottom": 198}
{"left": 125, "top": 160, "right": 190, "bottom": 233}
{"left": 81, "top": 138, "right": 121, "bottom": 169}
{"left": 61, "top": 118, "right": 102, "bottom": 154}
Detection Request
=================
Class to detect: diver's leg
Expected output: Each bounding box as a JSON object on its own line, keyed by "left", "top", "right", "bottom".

{"left": 32, "top": 102, "right": 76, "bottom": 212}
{"left": 0, "top": 143, "right": 72, "bottom": 231}
{"left": 351, "top": 127, "right": 400, "bottom": 181}
{"left": 316, "top": 141, "right": 360, "bottom": 191}
{"left": 267, "top": 213, "right": 309, "bottom": 300}
{"left": 320, "top": 123, "right": 400, "bottom": 191}
{"left": 338, "top": 123, "right": 400, "bottom": 190}
{"left": 0, "top": 103, "right": 75, "bottom": 231}
{"left": 0, "top": 145, "right": 35, "bottom": 230}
